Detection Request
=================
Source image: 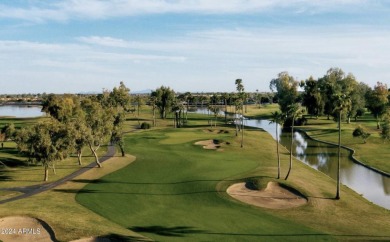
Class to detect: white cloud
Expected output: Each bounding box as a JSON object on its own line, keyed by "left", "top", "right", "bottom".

{"left": 0, "top": 0, "right": 379, "bottom": 23}
{"left": 77, "top": 36, "right": 132, "bottom": 48}
{"left": 2, "top": 23, "right": 390, "bottom": 93}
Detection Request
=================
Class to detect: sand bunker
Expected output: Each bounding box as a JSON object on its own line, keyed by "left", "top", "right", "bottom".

{"left": 0, "top": 217, "right": 115, "bottom": 242}
{"left": 0, "top": 216, "right": 56, "bottom": 242}
{"left": 227, "top": 181, "right": 307, "bottom": 209}
{"left": 195, "top": 140, "right": 223, "bottom": 150}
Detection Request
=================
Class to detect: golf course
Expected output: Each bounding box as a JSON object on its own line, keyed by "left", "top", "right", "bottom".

{"left": 2, "top": 1, "right": 390, "bottom": 241}
{"left": 1, "top": 103, "right": 389, "bottom": 242}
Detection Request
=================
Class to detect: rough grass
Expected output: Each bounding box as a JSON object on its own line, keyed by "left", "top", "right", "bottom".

{"left": 0, "top": 143, "right": 109, "bottom": 189}
{"left": 0, "top": 154, "right": 147, "bottom": 241}
{"left": 77, "top": 125, "right": 390, "bottom": 241}
{"left": 244, "top": 103, "right": 280, "bottom": 119}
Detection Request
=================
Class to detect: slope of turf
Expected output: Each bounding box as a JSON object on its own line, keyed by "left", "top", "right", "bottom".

{"left": 77, "top": 128, "right": 335, "bottom": 241}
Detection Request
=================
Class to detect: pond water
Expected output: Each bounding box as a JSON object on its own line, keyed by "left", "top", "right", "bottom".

{"left": 0, "top": 105, "right": 44, "bottom": 118}
{"left": 192, "top": 108, "right": 390, "bottom": 210}
{"left": 245, "top": 119, "right": 390, "bottom": 210}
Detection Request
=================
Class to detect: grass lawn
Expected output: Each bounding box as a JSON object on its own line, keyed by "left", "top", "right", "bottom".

{"left": 0, "top": 142, "right": 109, "bottom": 191}
{"left": 0, "top": 154, "right": 147, "bottom": 241}
{"left": 0, "top": 107, "right": 389, "bottom": 241}
{"left": 77, "top": 119, "right": 390, "bottom": 241}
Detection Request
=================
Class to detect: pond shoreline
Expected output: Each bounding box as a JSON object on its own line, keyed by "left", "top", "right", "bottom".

{"left": 0, "top": 102, "right": 42, "bottom": 106}
{"left": 295, "top": 127, "right": 390, "bottom": 178}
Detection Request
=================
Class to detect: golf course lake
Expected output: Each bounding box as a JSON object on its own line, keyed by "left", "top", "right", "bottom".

{"left": 0, "top": 105, "right": 44, "bottom": 118}
{"left": 193, "top": 108, "right": 390, "bottom": 210}
{"left": 245, "top": 119, "right": 390, "bottom": 210}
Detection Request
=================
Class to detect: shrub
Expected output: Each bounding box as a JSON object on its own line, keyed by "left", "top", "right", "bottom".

{"left": 140, "top": 122, "right": 151, "bottom": 129}
{"left": 353, "top": 125, "right": 370, "bottom": 144}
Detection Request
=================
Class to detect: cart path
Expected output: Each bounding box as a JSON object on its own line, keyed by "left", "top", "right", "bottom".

{"left": 0, "top": 145, "right": 116, "bottom": 205}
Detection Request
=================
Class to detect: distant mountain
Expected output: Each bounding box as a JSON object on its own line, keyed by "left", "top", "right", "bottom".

{"left": 132, "top": 89, "right": 152, "bottom": 94}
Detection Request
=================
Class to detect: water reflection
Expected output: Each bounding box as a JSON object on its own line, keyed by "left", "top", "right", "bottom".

{"left": 246, "top": 119, "right": 390, "bottom": 210}
{"left": 0, "top": 105, "right": 43, "bottom": 117}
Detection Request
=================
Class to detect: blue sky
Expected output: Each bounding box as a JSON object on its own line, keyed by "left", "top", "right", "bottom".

{"left": 1, "top": 0, "right": 390, "bottom": 94}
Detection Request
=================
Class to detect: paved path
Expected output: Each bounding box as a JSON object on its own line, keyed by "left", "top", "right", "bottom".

{"left": 0, "top": 145, "right": 116, "bottom": 205}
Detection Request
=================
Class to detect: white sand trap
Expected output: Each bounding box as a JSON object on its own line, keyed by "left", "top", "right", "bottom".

{"left": 227, "top": 181, "right": 307, "bottom": 209}
{"left": 0, "top": 216, "right": 56, "bottom": 242}
{"left": 194, "top": 140, "right": 222, "bottom": 150}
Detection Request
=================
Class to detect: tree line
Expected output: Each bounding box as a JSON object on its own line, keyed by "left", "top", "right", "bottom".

{"left": 3, "top": 82, "right": 131, "bottom": 181}
{"left": 269, "top": 67, "right": 390, "bottom": 199}
{"left": 271, "top": 68, "right": 389, "bottom": 130}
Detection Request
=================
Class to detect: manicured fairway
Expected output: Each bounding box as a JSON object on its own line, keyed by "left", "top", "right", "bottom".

{"left": 77, "top": 127, "right": 335, "bottom": 241}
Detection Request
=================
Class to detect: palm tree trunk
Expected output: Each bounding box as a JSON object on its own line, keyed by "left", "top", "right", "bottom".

{"left": 224, "top": 99, "right": 227, "bottom": 123}
{"left": 241, "top": 116, "right": 244, "bottom": 148}
{"left": 153, "top": 106, "right": 156, "bottom": 127}
{"left": 285, "top": 118, "right": 294, "bottom": 180}
{"left": 276, "top": 123, "right": 280, "bottom": 179}
{"left": 336, "top": 111, "right": 341, "bottom": 199}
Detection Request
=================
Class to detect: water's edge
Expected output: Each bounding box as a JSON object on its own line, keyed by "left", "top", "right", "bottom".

{"left": 295, "top": 127, "right": 390, "bottom": 178}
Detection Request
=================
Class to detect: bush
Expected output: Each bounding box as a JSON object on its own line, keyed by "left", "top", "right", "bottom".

{"left": 353, "top": 125, "right": 370, "bottom": 143}
{"left": 140, "top": 122, "right": 151, "bottom": 129}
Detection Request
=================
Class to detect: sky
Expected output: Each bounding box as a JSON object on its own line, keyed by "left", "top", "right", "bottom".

{"left": 1, "top": 0, "right": 390, "bottom": 94}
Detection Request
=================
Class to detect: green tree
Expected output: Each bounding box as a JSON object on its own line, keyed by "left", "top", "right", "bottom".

{"left": 340, "top": 74, "right": 360, "bottom": 123}
{"left": 269, "top": 111, "right": 284, "bottom": 179}
{"left": 301, "top": 76, "right": 324, "bottom": 118}
{"left": 1, "top": 123, "right": 15, "bottom": 141}
{"left": 81, "top": 98, "right": 114, "bottom": 167}
{"left": 41, "top": 94, "right": 81, "bottom": 122}
{"left": 208, "top": 105, "right": 221, "bottom": 127}
{"left": 107, "top": 81, "right": 132, "bottom": 111}
{"left": 151, "top": 86, "right": 175, "bottom": 119}
{"left": 350, "top": 82, "right": 369, "bottom": 122}
{"left": 110, "top": 112, "right": 127, "bottom": 156}
{"left": 171, "top": 101, "right": 185, "bottom": 128}
{"left": 381, "top": 112, "right": 390, "bottom": 142}
{"left": 221, "top": 92, "right": 229, "bottom": 123}
{"left": 366, "top": 82, "right": 389, "bottom": 129}
{"left": 269, "top": 72, "right": 299, "bottom": 114}
{"left": 105, "top": 82, "right": 131, "bottom": 156}
{"left": 183, "top": 92, "right": 192, "bottom": 122}
{"left": 318, "top": 68, "right": 345, "bottom": 119}
{"left": 14, "top": 120, "right": 74, "bottom": 181}
{"left": 134, "top": 95, "right": 144, "bottom": 119}
{"left": 73, "top": 118, "right": 89, "bottom": 165}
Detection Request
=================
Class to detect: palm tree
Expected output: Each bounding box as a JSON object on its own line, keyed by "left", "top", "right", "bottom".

{"left": 270, "top": 111, "right": 284, "bottom": 179}
{"left": 333, "top": 93, "right": 351, "bottom": 199}
{"left": 285, "top": 103, "right": 304, "bottom": 180}
{"left": 221, "top": 92, "right": 229, "bottom": 123}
